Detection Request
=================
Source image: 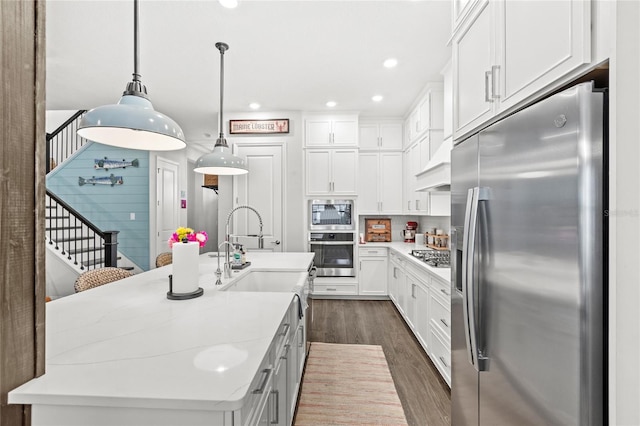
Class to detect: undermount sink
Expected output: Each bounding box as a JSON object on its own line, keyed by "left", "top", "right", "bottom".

{"left": 222, "top": 270, "right": 307, "bottom": 292}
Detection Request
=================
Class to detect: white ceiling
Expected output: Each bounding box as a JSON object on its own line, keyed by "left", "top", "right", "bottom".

{"left": 46, "top": 0, "right": 452, "bottom": 143}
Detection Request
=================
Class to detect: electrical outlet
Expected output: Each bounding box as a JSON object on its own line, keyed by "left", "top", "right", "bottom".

{"left": 130, "top": 212, "right": 135, "bottom": 220}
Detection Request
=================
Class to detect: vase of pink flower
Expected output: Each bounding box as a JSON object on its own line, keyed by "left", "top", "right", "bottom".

{"left": 168, "top": 227, "right": 208, "bottom": 248}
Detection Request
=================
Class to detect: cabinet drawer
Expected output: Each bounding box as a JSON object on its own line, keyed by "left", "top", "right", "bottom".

{"left": 312, "top": 284, "right": 357, "bottom": 295}
{"left": 430, "top": 276, "right": 452, "bottom": 299}
{"left": 359, "top": 247, "right": 387, "bottom": 257}
{"left": 429, "top": 327, "right": 451, "bottom": 387}
{"left": 430, "top": 295, "right": 451, "bottom": 340}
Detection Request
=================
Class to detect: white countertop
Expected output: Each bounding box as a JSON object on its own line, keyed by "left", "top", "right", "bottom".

{"left": 358, "top": 241, "right": 452, "bottom": 282}
{"left": 9, "top": 252, "right": 314, "bottom": 412}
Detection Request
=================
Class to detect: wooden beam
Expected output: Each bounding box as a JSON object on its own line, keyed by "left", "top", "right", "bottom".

{"left": 0, "top": 1, "right": 46, "bottom": 425}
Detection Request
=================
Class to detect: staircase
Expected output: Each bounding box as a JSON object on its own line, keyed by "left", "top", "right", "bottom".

{"left": 46, "top": 111, "right": 128, "bottom": 272}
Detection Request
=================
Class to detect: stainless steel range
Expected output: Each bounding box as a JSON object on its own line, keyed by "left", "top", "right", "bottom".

{"left": 410, "top": 249, "right": 450, "bottom": 268}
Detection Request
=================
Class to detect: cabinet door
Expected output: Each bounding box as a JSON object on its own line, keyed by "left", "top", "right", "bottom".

{"left": 429, "top": 192, "right": 451, "bottom": 216}
{"left": 495, "top": 0, "right": 591, "bottom": 112}
{"left": 418, "top": 95, "right": 431, "bottom": 134}
{"left": 415, "top": 282, "right": 430, "bottom": 351}
{"left": 331, "top": 149, "right": 358, "bottom": 195}
{"left": 305, "top": 119, "right": 332, "bottom": 146}
{"left": 453, "top": 0, "right": 494, "bottom": 137}
{"left": 379, "top": 123, "right": 403, "bottom": 150}
{"left": 404, "top": 278, "right": 417, "bottom": 330}
{"left": 409, "top": 108, "right": 419, "bottom": 142}
{"left": 359, "top": 256, "right": 388, "bottom": 296}
{"left": 388, "top": 261, "right": 399, "bottom": 304}
{"left": 359, "top": 123, "right": 380, "bottom": 150}
{"left": 380, "top": 152, "right": 403, "bottom": 214}
{"left": 442, "top": 61, "right": 453, "bottom": 140}
{"left": 332, "top": 118, "right": 358, "bottom": 145}
{"left": 403, "top": 148, "right": 414, "bottom": 214}
{"left": 358, "top": 153, "right": 380, "bottom": 213}
{"left": 429, "top": 90, "right": 445, "bottom": 130}
{"left": 305, "top": 149, "right": 332, "bottom": 195}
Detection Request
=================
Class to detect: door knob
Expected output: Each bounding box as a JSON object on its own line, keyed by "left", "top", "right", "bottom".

{"left": 271, "top": 240, "right": 281, "bottom": 245}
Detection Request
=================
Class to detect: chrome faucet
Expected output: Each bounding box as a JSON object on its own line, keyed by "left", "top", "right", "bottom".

{"left": 225, "top": 205, "right": 264, "bottom": 271}
{"left": 216, "top": 241, "right": 236, "bottom": 283}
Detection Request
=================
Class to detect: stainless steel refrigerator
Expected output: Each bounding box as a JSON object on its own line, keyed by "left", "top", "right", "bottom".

{"left": 450, "top": 82, "right": 606, "bottom": 425}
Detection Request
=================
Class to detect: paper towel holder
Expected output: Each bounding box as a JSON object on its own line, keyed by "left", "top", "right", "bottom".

{"left": 166, "top": 274, "right": 204, "bottom": 300}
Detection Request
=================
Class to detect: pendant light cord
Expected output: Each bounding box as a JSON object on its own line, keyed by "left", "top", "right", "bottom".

{"left": 124, "top": 0, "right": 147, "bottom": 97}
{"left": 133, "top": 0, "right": 141, "bottom": 83}
{"left": 215, "top": 42, "right": 229, "bottom": 145}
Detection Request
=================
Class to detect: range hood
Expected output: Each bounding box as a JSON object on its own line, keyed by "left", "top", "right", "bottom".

{"left": 416, "top": 138, "right": 452, "bottom": 192}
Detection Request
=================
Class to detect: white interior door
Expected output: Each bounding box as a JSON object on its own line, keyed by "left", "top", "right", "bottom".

{"left": 156, "top": 158, "right": 179, "bottom": 257}
{"left": 232, "top": 144, "right": 284, "bottom": 252}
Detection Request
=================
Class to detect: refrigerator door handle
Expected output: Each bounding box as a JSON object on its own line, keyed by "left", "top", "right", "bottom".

{"left": 463, "top": 186, "right": 490, "bottom": 372}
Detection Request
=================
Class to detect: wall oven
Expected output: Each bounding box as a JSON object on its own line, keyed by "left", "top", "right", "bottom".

{"left": 308, "top": 232, "right": 355, "bottom": 277}
{"left": 309, "top": 199, "right": 354, "bottom": 231}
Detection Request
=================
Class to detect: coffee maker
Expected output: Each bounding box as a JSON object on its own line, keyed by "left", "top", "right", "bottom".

{"left": 401, "top": 221, "right": 418, "bottom": 243}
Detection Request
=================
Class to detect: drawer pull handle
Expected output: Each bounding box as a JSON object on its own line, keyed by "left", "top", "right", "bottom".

{"left": 440, "top": 318, "right": 449, "bottom": 328}
{"left": 439, "top": 356, "right": 449, "bottom": 368}
{"left": 252, "top": 368, "right": 271, "bottom": 394}
{"left": 281, "top": 344, "right": 290, "bottom": 360}
{"left": 271, "top": 389, "right": 280, "bottom": 424}
{"left": 440, "top": 288, "right": 450, "bottom": 296}
{"left": 280, "top": 323, "right": 290, "bottom": 337}
{"left": 327, "top": 288, "right": 337, "bottom": 291}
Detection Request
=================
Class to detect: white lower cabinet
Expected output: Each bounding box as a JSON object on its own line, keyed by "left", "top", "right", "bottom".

{"left": 388, "top": 249, "right": 451, "bottom": 387}
{"left": 388, "top": 252, "right": 404, "bottom": 305}
{"left": 358, "top": 247, "right": 388, "bottom": 296}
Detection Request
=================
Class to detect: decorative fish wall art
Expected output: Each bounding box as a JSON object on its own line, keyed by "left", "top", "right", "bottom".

{"left": 94, "top": 157, "right": 139, "bottom": 170}
{"left": 78, "top": 174, "right": 123, "bottom": 187}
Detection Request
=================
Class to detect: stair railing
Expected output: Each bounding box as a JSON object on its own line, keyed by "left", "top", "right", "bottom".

{"left": 46, "top": 188, "right": 119, "bottom": 271}
{"left": 46, "top": 110, "right": 87, "bottom": 173}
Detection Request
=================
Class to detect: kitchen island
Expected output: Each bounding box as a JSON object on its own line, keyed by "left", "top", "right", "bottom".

{"left": 9, "top": 252, "right": 314, "bottom": 426}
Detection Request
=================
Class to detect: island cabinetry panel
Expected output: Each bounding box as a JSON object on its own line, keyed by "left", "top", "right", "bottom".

{"left": 452, "top": 0, "right": 591, "bottom": 139}
{"left": 305, "top": 115, "right": 358, "bottom": 147}
{"left": 305, "top": 149, "right": 358, "bottom": 196}
{"left": 358, "top": 247, "right": 388, "bottom": 296}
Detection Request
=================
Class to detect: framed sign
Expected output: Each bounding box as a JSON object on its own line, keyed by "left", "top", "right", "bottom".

{"left": 229, "top": 119, "right": 289, "bottom": 135}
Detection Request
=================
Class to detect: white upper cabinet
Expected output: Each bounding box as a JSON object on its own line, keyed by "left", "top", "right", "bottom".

{"left": 442, "top": 60, "right": 453, "bottom": 141}
{"left": 406, "top": 84, "right": 445, "bottom": 145}
{"left": 452, "top": 0, "right": 591, "bottom": 139}
{"left": 306, "top": 149, "right": 358, "bottom": 196}
{"left": 359, "top": 121, "right": 403, "bottom": 151}
{"left": 495, "top": 0, "right": 591, "bottom": 112}
{"left": 359, "top": 152, "right": 403, "bottom": 214}
{"left": 452, "top": 0, "right": 494, "bottom": 138}
{"left": 305, "top": 115, "right": 358, "bottom": 146}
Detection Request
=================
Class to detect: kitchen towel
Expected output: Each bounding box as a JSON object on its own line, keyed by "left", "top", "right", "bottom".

{"left": 171, "top": 241, "right": 199, "bottom": 294}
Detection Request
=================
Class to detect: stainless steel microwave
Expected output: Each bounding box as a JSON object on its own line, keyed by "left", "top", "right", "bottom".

{"left": 308, "top": 199, "right": 354, "bottom": 231}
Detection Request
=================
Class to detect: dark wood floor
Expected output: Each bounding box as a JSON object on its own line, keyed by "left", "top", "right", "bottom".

{"left": 308, "top": 299, "right": 451, "bottom": 426}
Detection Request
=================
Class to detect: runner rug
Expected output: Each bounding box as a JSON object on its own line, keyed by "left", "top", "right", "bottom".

{"left": 294, "top": 342, "right": 408, "bottom": 425}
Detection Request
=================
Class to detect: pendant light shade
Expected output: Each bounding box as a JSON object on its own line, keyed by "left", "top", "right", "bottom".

{"left": 194, "top": 42, "right": 248, "bottom": 175}
{"left": 77, "top": 0, "right": 186, "bottom": 151}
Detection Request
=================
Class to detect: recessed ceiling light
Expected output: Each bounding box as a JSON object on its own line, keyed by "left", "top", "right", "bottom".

{"left": 219, "top": 0, "right": 238, "bottom": 8}
{"left": 383, "top": 58, "right": 398, "bottom": 68}
{"left": 249, "top": 102, "right": 261, "bottom": 110}
{"left": 326, "top": 101, "right": 337, "bottom": 108}
{"left": 204, "top": 132, "right": 212, "bottom": 138}
{"left": 372, "top": 95, "right": 384, "bottom": 102}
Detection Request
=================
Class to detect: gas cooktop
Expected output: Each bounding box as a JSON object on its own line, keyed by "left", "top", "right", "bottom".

{"left": 410, "top": 249, "right": 451, "bottom": 268}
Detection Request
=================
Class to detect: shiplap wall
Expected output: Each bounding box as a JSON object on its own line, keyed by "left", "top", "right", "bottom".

{"left": 46, "top": 143, "right": 151, "bottom": 270}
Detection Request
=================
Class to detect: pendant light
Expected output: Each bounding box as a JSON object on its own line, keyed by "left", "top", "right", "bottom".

{"left": 194, "top": 42, "right": 249, "bottom": 175}
{"left": 77, "top": 0, "right": 186, "bottom": 151}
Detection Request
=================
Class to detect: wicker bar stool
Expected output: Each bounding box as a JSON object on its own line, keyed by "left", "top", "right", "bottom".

{"left": 155, "top": 252, "right": 173, "bottom": 268}
{"left": 74, "top": 267, "right": 133, "bottom": 293}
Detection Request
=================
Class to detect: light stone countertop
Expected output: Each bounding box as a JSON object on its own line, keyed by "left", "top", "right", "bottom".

{"left": 9, "top": 252, "right": 314, "bottom": 412}
{"left": 357, "top": 241, "right": 452, "bottom": 282}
